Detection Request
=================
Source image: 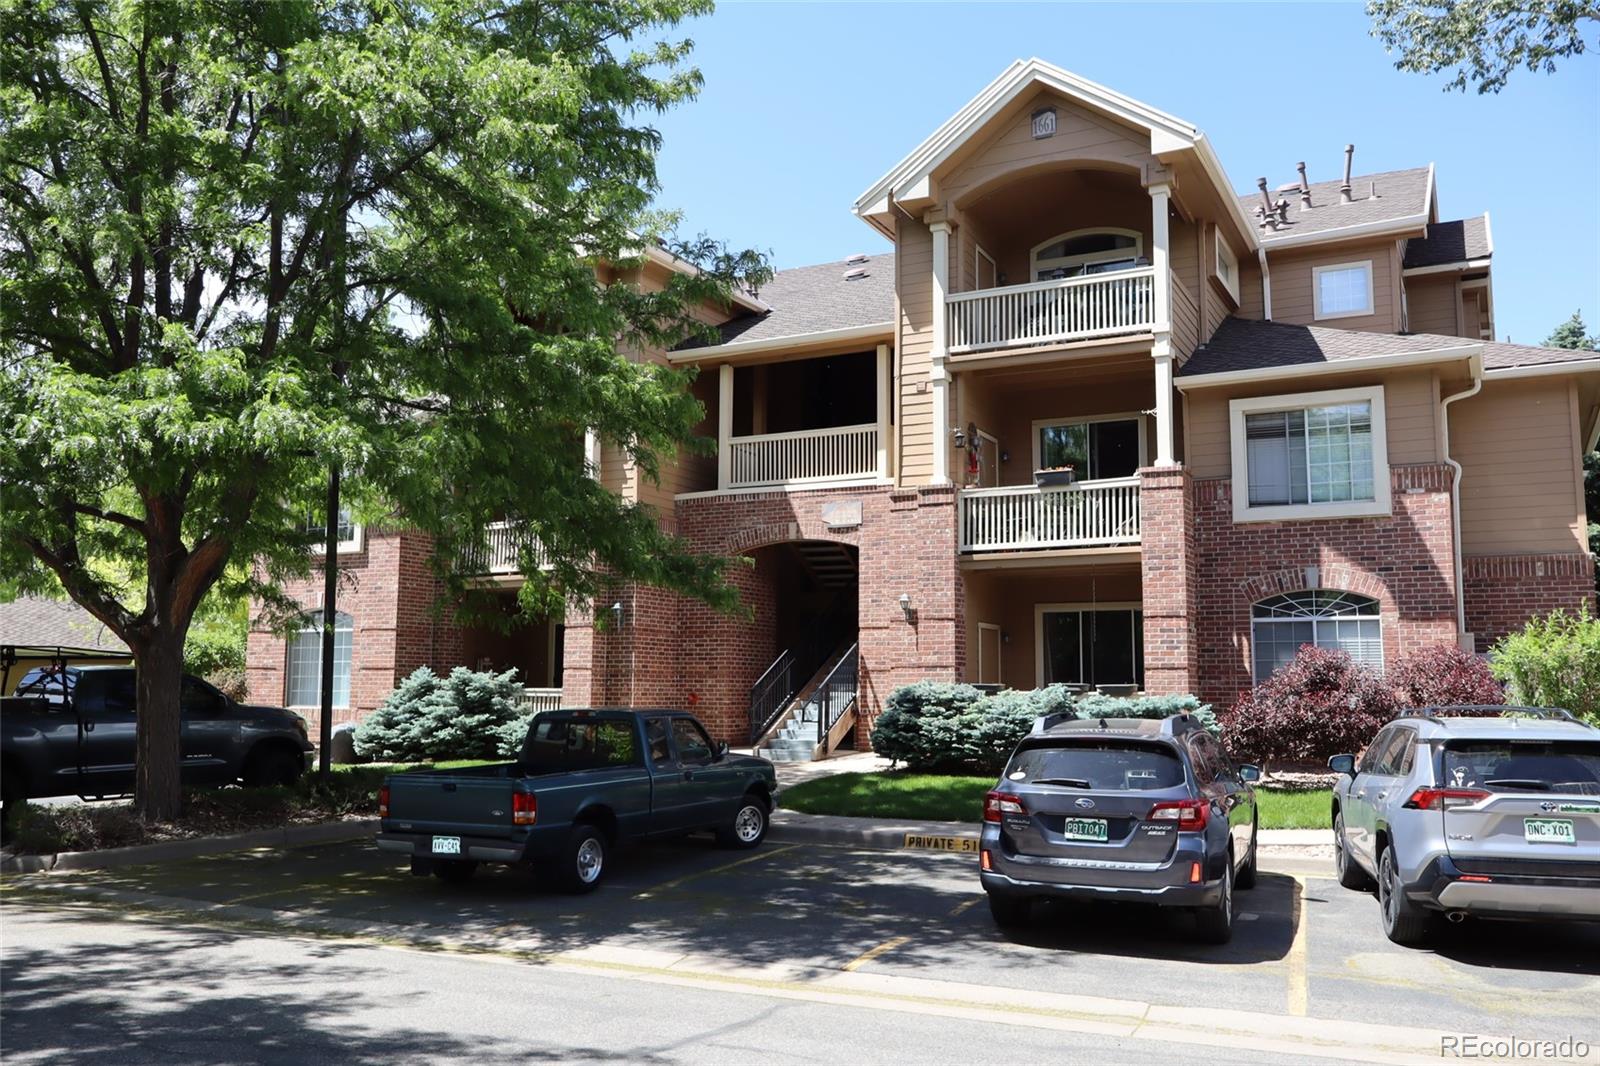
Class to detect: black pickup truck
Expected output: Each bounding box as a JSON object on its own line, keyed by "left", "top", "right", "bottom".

{"left": 377, "top": 709, "right": 779, "bottom": 892}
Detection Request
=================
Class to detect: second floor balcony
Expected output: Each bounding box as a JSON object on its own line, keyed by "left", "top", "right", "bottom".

{"left": 960, "top": 478, "right": 1141, "bottom": 552}
{"left": 946, "top": 265, "right": 1157, "bottom": 356}
{"left": 460, "top": 519, "right": 550, "bottom": 579}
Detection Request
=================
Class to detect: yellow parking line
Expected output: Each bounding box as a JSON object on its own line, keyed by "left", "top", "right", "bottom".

{"left": 842, "top": 935, "right": 911, "bottom": 972}
{"left": 1286, "top": 874, "right": 1309, "bottom": 1016}
{"left": 947, "top": 897, "right": 983, "bottom": 918}
{"left": 632, "top": 844, "right": 798, "bottom": 900}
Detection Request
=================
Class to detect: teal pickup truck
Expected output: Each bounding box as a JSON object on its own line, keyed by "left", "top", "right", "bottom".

{"left": 377, "top": 709, "right": 778, "bottom": 892}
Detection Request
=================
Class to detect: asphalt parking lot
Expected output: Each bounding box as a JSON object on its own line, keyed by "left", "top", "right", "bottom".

{"left": 4, "top": 836, "right": 1598, "bottom": 1061}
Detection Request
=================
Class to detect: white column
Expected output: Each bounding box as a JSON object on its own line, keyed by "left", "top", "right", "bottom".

{"left": 929, "top": 219, "right": 952, "bottom": 485}
{"left": 717, "top": 362, "right": 733, "bottom": 491}
{"left": 1153, "top": 352, "right": 1176, "bottom": 467}
{"left": 1148, "top": 182, "right": 1172, "bottom": 335}
{"left": 583, "top": 428, "right": 601, "bottom": 481}
{"left": 875, "top": 343, "right": 890, "bottom": 479}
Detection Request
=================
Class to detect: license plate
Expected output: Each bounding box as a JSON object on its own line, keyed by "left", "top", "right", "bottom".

{"left": 1523, "top": 818, "right": 1576, "bottom": 845}
{"left": 431, "top": 836, "right": 462, "bottom": 855}
{"left": 1061, "top": 817, "right": 1108, "bottom": 842}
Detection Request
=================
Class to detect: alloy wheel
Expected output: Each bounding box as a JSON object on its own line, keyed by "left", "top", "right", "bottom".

{"left": 576, "top": 837, "right": 604, "bottom": 884}
{"left": 734, "top": 804, "right": 764, "bottom": 843}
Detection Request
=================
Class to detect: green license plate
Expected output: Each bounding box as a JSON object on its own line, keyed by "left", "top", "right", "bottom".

{"left": 1523, "top": 818, "right": 1576, "bottom": 845}
{"left": 1061, "top": 817, "right": 1108, "bottom": 842}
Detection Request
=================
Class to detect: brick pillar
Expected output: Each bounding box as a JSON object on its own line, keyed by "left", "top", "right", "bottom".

{"left": 1140, "top": 465, "right": 1199, "bottom": 695}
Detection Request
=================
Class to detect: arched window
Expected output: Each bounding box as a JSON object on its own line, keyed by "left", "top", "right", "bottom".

{"left": 285, "top": 610, "right": 353, "bottom": 708}
{"left": 1251, "top": 591, "right": 1381, "bottom": 682}
{"left": 1030, "top": 228, "right": 1143, "bottom": 281}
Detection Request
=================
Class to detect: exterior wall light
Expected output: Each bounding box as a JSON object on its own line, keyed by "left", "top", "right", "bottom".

{"left": 898, "top": 593, "right": 915, "bottom": 624}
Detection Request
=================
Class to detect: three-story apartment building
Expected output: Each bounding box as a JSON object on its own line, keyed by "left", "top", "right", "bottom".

{"left": 247, "top": 59, "right": 1599, "bottom": 756}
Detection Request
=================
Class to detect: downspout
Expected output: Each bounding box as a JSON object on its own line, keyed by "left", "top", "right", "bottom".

{"left": 1257, "top": 248, "right": 1273, "bottom": 320}
{"left": 1440, "top": 359, "right": 1484, "bottom": 648}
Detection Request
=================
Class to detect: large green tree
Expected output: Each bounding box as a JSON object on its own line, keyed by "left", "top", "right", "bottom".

{"left": 1, "top": 0, "right": 767, "bottom": 819}
{"left": 1368, "top": 1, "right": 1600, "bottom": 92}
{"left": 1543, "top": 312, "right": 1600, "bottom": 589}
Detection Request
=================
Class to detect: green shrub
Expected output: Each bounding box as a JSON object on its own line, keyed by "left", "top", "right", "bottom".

{"left": 352, "top": 666, "right": 530, "bottom": 763}
{"left": 1491, "top": 607, "right": 1600, "bottom": 725}
{"left": 1220, "top": 646, "right": 1396, "bottom": 770}
{"left": 184, "top": 622, "right": 246, "bottom": 677}
{"left": 870, "top": 683, "right": 1213, "bottom": 772}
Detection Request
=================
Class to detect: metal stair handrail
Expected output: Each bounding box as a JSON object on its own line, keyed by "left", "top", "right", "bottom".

{"left": 812, "top": 642, "right": 859, "bottom": 746}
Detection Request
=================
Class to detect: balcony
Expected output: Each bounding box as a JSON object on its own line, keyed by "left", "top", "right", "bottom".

{"left": 728, "top": 423, "right": 881, "bottom": 489}
{"left": 946, "top": 266, "right": 1156, "bottom": 356}
{"left": 461, "top": 520, "right": 550, "bottom": 577}
{"left": 959, "top": 478, "right": 1141, "bottom": 553}
{"left": 514, "top": 687, "right": 563, "bottom": 713}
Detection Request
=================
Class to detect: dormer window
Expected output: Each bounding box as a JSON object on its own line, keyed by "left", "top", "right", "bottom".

{"left": 1031, "top": 228, "right": 1143, "bottom": 281}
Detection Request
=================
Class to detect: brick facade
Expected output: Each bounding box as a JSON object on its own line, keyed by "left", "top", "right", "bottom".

{"left": 1139, "top": 465, "right": 1199, "bottom": 695}
{"left": 1464, "top": 553, "right": 1597, "bottom": 652}
{"left": 1188, "top": 463, "right": 1460, "bottom": 708}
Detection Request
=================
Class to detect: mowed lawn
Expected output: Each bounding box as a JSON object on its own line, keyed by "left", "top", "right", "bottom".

{"left": 779, "top": 771, "right": 1331, "bottom": 830}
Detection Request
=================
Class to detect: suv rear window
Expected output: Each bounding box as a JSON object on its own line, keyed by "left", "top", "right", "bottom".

{"left": 1441, "top": 741, "right": 1600, "bottom": 795}
{"left": 519, "top": 717, "right": 641, "bottom": 773}
{"left": 1006, "top": 740, "right": 1185, "bottom": 791}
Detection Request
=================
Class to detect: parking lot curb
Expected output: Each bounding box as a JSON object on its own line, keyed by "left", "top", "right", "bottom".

{"left": 0, "top": 818, "right": 377, "bottom": 875}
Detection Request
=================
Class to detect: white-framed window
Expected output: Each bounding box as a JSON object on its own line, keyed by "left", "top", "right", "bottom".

{"left": 1312, "top": 260, "right": 1374, "bottom": 320}
{"left": 1032, "top": 412, "right": 1145, "bottom": 480}
{"left": 306, "top": 507, "right": 363, "bottom": 554}
{"left": 1031, "top": 228, "right": 1143, "bottom": 281}
{"left": 1251, "top": 590, "right": 1382, "bottom": 682}
{"left": 1214, "top": 230, "right": 1239, "bottom": 302}
{"left": 1229, "top": 385, "right": 1391, "bottom": 522}
{"left": 1035, "top": 603, "right": 1144, "bottom": 688}
{"left": 285, "top": 610, "right": 353, "bottom": 708}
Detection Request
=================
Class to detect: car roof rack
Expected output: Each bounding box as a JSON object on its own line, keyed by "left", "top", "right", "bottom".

{"left": 1031, "top": 710, "right": 1078, "bottom": 734}
{"left": 1398, "top": 705, "right": 1581, "bottom": 725}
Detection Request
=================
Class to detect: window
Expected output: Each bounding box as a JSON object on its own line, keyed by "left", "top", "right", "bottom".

{"left": 1006, "top": 741, "right": 1184, "bottom": 791}
{"left": 1036, "top": 604, "right": 1143, "bottom": 688}
{"left": 1229, "top": 386, "right": 1391, "bottom": 521}
{"left": 1031, "top": 228, "right": 1143, "bottom": 281}
{"left": 519, "top": 718, "right": 641, "bottom": 772}
{"left": 1251, "top": 590, "right": 1382, "bottom": 682}
{"left": 1033, "top": 415, "right": 1143, "bottom": 479}
{"left": 1214, "top": 231, "right": 1239, "bottom": 302}
{"left": 671, "top": 718, "right": 715, "bottom": 765}
{"left": 1312, "top": 261, "right": 1374, "bottom": 320}
{"left": 306, "top": 508, "right": 363, "bottom": 554}
{"left": 285, "top": 610, "right": 353, "bottom": 708}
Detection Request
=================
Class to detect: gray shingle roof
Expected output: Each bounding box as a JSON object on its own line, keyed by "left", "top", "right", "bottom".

{"left": 1402, "top": 215, "right": 1491, "bottom": 269}
{"left": 1236, "top": 166, "right": 1433, "bottom": 243}
{"left": 0, "top": 596, "right": 129, "bottom": 653}
{"left": 680, "top": 253, "right": 895, "bottom": 350}
{"left": 1179, "top": 317, "right": 1600, "bottom": 378}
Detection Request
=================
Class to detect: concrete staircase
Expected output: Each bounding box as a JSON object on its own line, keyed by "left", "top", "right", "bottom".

{"left": 754, "top": 644, "right": 855, "bottom": 763}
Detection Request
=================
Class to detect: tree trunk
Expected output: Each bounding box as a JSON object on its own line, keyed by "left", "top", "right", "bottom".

{"left": 132, "top": 629, "right": 186, "bottom": 821}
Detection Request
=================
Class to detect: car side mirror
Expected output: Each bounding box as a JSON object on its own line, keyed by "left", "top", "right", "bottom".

{"left": 1238, "top": 764, "right": 1262, "bottom": 783}
{"left": 1328, "top": 754, "right": 1356, "bottom": 776}
{"left": 714, "top": 741, "right": 729, "bottom": 761}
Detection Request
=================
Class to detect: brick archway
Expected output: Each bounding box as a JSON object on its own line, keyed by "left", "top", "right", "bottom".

{"left": 1236, "top": 565, "right": 1389, "bottom": 606}
{"left": 720, "top": 520, "right": 859, "bottom": 558}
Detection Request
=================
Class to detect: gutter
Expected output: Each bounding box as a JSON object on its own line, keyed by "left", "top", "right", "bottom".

{"left": 1440, "top": 354, "right": 1486, "bottom": 648}
{"left": 667, "top": 321, "right": 894, "bottom": 364}
{"left": 1255, "top": 212, "right": 1430, "bottom": 251}
{"left": 1484, "top": 357, "right": 1600, "bottom": 380}
{"left": 1175, "top": 343, "right": 1481, "bottom": 390}
{"left": 1257, "top": 247, "right": 1273, "bottom": 320}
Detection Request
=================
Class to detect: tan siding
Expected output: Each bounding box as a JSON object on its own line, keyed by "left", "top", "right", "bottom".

{"left": 1237, "top": 256, "right": 1265, "bottom": 320}
{"left": 939, "top": 90, "right": 1155, "bottom": 208}
{"left": 897, "top": 215, "right": 935, "bottom": 484}
{"left": 1185, "top": 368, "right": 1440, "bottom": 478}
{"left": 1405, "top": 274, "right": 1462, "bottom": 337}
{"left": 1262, "top": 241, "right": 1401, "bottom": 332}
{"left": 1453, "top": 378, "right": 1586, "bottom": 555}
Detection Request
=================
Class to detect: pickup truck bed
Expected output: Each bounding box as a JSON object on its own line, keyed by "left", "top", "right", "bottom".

{"left": 376, "top": 709, "right": 777, "bottom": 892}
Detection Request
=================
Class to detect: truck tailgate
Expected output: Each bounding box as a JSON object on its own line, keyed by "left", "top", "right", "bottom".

{"left": 387, "top": 766, "right": 520, "bottom": 838}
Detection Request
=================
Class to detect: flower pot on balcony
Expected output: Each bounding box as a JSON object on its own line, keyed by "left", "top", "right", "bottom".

{"left": 1033, "top": 466, "right": 1076, "bottom": 488}
{"left": 1096, "top": 683, "right": 1138, "bottom": 698}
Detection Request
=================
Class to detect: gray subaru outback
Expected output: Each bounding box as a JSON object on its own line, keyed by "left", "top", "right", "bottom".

{"left": 1329, "top": 706, "right": 1600, "bottom": 946}
{"left": 979, "top": 714, "right": 1260, "bottom": 944}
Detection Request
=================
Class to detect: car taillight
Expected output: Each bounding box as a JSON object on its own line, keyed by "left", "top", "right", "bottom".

{"left": 512, "top": 790, "right": 537, "bottom": 826}
{"left": 983, "top": 790, "right": 1025, "bottom": 824}
{"left": 378, "top": 785, "right": 390, "bottom": 819}
{"left": 1403, "top": 787, "right": 1490, "bottom": 811}
{"left": 1147, "top": 798, "right": 1209, "bottom": 831}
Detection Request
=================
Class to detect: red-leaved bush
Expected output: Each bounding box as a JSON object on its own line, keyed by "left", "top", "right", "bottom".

{"left": 1387, "top": 644, "right": 1504, "bottom": 708}
{"left": 1221, "top": 646, "right": 1397, "bottom": 768}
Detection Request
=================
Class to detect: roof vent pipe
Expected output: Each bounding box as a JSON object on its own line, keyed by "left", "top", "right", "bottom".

{"left": 1369, "top": 180, "right": 1379, "bottom": 200}
{"left": 1257, "top": 177, "right": 1278, "bottom": 230}
{"left": 1340, "top": 144, "right": 1354, "bottom": 203}
{"left": 1296, "top": 162, "right": 1312, "bottom": 209}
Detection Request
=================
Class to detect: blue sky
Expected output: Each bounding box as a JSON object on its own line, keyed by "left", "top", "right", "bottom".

{"left": 650, "top": 1, "right": 1600, "bottom": 346}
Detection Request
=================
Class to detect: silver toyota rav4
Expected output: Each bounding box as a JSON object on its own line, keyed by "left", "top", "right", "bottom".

{"left": 1329, "top": 706, "right": 1600, "bottom": 945}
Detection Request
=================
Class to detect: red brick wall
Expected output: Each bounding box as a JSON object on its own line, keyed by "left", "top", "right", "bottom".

{"left": 1189, "top": 464, "right": 1460, "bottom": 709}
{"left": 1464, "top": 553, "right": 1597, "bottom": 652}
{"left": 1140, "top": 466, "right": 1199, "bottom": 694}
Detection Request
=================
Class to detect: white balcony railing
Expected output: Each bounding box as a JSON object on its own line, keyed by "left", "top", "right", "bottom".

{"left": 461, "top": 519, "right": 550, "bottom": 575}
{"left": 728, "top": 423, "right": 880, "bottom": 489}
{"left": 515, "top": 687, "right": 562, "bottom": 713}
{"left": 946, "top": 267, "right": 1156, "bottom": 355}
{"left": 959, "top": 478, "right": 1141, "bottom": 552}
